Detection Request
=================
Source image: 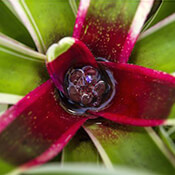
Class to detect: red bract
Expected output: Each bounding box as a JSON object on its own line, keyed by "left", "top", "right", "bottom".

{"left": 0, "top": 80, "right": 87, "bottom": 169}
{"left": 46, "top": 37, "right": 98, "bottom": 92}
{"left": 73, "top": 0, "right": 154, "bottom": 63}
{"left": 1, "top": 0, "right": 175, "bottom": 172}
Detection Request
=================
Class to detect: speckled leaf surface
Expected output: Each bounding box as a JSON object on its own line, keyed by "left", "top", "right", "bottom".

{"left": 0, "top": 0, "right": 175, "bottom": 174}
{"left": 73, "top": 0, "right": 153, "bottom": 63}
{"left": 131, "top": 14, "right": 175, "bottom": 120}
{"left": 0, "top": 80, "right": 87, "bottom": 174}
{"left": 131, "top": 14, "right": 175, "bottom": 74}
{"left": 84, "top": 119, "right": 175, "bottom": 175}
{"left": 62, "top": 129, "right": 100, "bottom": 164}
{"left": 92, "top": 62, "right": 175, "bottom": 126}
{"left": 0, "top": 34, "right": 48, "bottom": 96}
{"left": 9, "top": 0, "right": 75, "bottom": 53}
{"left": 0, "top": 1, "right": 35, "bottom": 48}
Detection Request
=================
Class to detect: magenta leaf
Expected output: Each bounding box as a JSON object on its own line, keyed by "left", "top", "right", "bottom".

{"left": 46, "top": 37, "right": 97, "bottom": 92}
{"left": 0, "top": 80, "right": 87, "bottom": 170}
{"left": 73, "top": 0, "right": 154, "bottom": 63}
{"left": 90, "top": 62, "right": 175, "bottom": 126}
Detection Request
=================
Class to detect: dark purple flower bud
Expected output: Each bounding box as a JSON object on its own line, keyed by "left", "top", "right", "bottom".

{"left": 94, "top": 81, "right": 106, "bottom": 96}
{"left": 62, "top": 64, "right": 115, "bottom": 115}
{"left": 68, "top": 86, "right": 81, "bottom": 103}
{"left": 69, "top": 69, "right": 84, "bottom": 85}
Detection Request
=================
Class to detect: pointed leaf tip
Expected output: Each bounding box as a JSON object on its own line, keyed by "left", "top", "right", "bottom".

{"left": 46, "top": 37, "right": 75, "bottom": 63}
{"left": 46, "top": 38, "right": 97, "bottom": 92}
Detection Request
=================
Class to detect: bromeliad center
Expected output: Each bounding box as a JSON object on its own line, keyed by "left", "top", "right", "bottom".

{"left": 46, "top": 37, "right": 116, "bottom": 114}
{"left": 65, "top": 66, "right": 107, "bottom": 107}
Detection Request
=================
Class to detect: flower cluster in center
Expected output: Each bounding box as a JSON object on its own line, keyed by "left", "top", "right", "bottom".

{"left": 64, "top": 66, "right": 107, "bottom": 107}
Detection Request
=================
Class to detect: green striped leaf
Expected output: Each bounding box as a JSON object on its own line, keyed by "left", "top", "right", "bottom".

{"left": 22, "top": 163, "right": 157, "bottom": 175}
{"left": 0, "top": 1, "right": 35, "bottom": 48}
{"left": 145, "top": 0, "right": 175, "bottom": 29}
{"left": 0, "top": 34, "right": 48, "bottom": 96}
{"left": 159, "top": 126, "right": 175, "bottom": 156}
{"left": 9, "top": 0, "right": 75, "bottom": 53}
{"left": 131, "top": 14, "right": 175, "bottom": 74}
{"left": 84, "top": 119, "right": 175, "bottom": 174}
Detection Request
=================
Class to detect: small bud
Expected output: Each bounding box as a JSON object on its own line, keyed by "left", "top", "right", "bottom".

{"left": 94, "top": 81, "right": 106, "bottom": 96}
{"left": 68, "top": 86, "right": 81, "bottom": 102}
{"left": 83, "top": 66, "right": 99, "bottom": 84}
{"left": 81, "top": 93, "right": 93, "bottom": 105}
{"left": 63, "top": 65, "right": 114, "bottom": 111}
{"left": 70, "top": 69, "right": 84, "bottom": 84}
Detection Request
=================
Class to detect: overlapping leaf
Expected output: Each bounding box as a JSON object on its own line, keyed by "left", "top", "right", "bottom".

{"left": 22, "top": 163, "right": 157, "bottom": 175}
{"left": 131, "top": 14, "right": 175, "bottom": 74}
{"left": 0, "top": 80, "right": 87, "bottom": 175}
{"left": 84, "top": 119, "right": 175, "bottom": 174}
{"left": 0, "top": 34, "right": 48, "bottom": 97}
{"left": 63, "top": 129, "right": 100, "bottom": 164}
{"left": 8, "top": 0, "right": 75, "bottom": 53}
{"left": 145, "top": 0, "right": 175, "bottom": 29}
{"left": 0, "top": 1, "right": 35, "bottom": 48}
{"left": 131, "top": 14, "right": 175, "bottom": 121}
{"left": 159, "top": 126, "right": 175, "bottom": 156}
{"left": 0, "top": 0, "right": 175, "bottom": 174}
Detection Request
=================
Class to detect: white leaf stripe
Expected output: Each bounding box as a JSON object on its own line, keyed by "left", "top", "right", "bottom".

{"left": 145, "top": 127, "right": 175, "bottom": 167}
{"left": 0, "top": 93, "right": 23, "bottom": 104}
{"left": 8, "top": 0, "right": 46, "bottom": 53}
{"left": 138, "top": 13, "right": 175, "bottom": 41}
{"left": 0, "top": 33, "right": 46, "bottom": 61}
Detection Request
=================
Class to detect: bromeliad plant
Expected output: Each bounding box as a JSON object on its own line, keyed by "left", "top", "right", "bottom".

{"left": 1, "top": 0, "right": 175, "bottom": 174}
